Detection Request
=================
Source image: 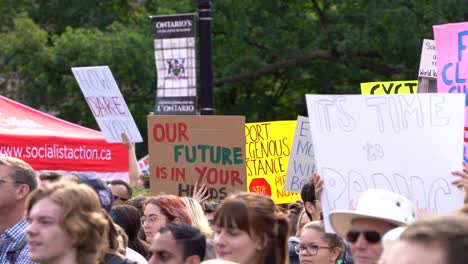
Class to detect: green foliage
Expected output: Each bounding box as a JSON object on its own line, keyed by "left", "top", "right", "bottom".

{"left": 0, "top": 1, "right": 466, "bottom": 157}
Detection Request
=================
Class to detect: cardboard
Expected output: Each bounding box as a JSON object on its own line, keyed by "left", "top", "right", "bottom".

{"left": 148, "top": 115, "right": 246, "bottom": 200}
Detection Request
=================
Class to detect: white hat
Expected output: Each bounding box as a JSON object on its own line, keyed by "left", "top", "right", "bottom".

{"left": 329, "top": 189, "right": 416, "bottom": 238}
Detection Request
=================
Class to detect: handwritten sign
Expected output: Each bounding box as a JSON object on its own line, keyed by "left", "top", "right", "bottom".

{"left": 306, "top": 94, "right": 465, "bottom": 231}
{"left": 361, "top": 80, "right": 418, "bottom": 95}
{"left": 72, "top": 66, "right": 143, "bottom": 143}
{"left": 284, "top": 116, "right": 316, "bottom": 193}
{"left": 148, "top": 115, "right": 246, "bottom": 200}
{"left": 434, "top": 22, "right": 468, "bottom": 164}
{"left": 245, "top": 121, "right": 300, "bottom": 204}
{"left": 419, "top": 39, "right": 437, "bottom": 78}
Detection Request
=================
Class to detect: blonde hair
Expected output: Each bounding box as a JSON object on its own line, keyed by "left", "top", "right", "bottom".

{"left": 181, "top": 197, "right": 213, "bottom": 238}
{"left": 25, "top": 181, "right": 109, "bottom": 264}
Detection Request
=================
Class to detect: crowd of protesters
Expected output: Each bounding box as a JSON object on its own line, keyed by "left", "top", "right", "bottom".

{"left": 2, "top": 154, "right": 468, "bottom": 264}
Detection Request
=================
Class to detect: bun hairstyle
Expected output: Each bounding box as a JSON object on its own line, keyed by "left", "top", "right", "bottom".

{"left": 214, "top": 192, "right": 289, "bottom": 264}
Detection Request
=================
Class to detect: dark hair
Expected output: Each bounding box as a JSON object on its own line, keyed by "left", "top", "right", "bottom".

{"left": 0, "top": 157, "right": 37, "bottom": 192}
{"left": 38, "top": 171, "right": 63, "bottom": 182}
{"left": 158, "top": 223, "right": 206, "bottom": 260}
{"left": 138, "top": 173, "right": 150, "bottom": 189}
{"left": 109, "top": 179, "right": 133, "bottom": 198}
{"left": 301, "top": 181, "right": 316, "bottom": 220}
{"left": 400, "top": 214, "right": 468, "bottom": 264}
{"left": 204, "top": 200, "right": 219, "bottom": 214}
{"left": 214, "top": 192, "right": 289, "bottom": 264}
{"left": 110, "top": 205, "right": 149, "bottom": 257}
{"left": 288, "top": 200, "right": 304, "bottom": 236}
{"left": 125, "top": 195, "right": 147, "bottom": 216}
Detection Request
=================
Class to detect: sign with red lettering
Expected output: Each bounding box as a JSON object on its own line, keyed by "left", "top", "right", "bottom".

{"left": 147, "top": 115, "right": 246, "bottom": 199}
{"left": 72, "top": 66, "right": 143, "bottom": 143}
{"left": 245, "top": 121, "right": 300, "bottom": 204}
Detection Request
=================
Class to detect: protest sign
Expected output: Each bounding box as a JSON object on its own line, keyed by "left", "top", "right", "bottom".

{"left": 361, "top": 80, "right": 418, "bottom": 95}
{"left": 284, "top": 116, "right": 316, "bottom": 193}
{"left": 137, "top": 155, "right": 150, "bottom": 173}
{"left": 434, "top": 22, "right": 468, "bottom": 163}
{"left": 147, "top": 115, "right": 246, "bottom": 199}
{"left": 245, "top": 120, "right": 300, "bottom": 204}
{"left": 419, "top": 39, "right": 437, "bottom": 79}
{"left": 72, "top": 66, "right": 143, "bottom": 143}
{"left": 306, "top": 94, "right": 465, "bottom": 231}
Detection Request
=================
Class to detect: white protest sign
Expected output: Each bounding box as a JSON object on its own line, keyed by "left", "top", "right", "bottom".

{"left": 284, "top": 116, "right": 316, "bottom": 193}
{"left": 418, "top": 39, "right": 437, "bottom": 78}
{"left": 72, "top": 66, "right": 143, "bottom": 143}
{"left": 306, "top": 94, "right": 465, "bottom": 232}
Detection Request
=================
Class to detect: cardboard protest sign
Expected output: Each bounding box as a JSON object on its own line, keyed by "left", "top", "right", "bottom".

{"left": 147, "top": 115, "right": 246, "bottom": 199}
{"left": 306, "top": 94, "right": 465, "bottom": 231}
{"left": 72, "top": 66, "right": 143, "bottom": 143}
{"left": 361, "top": 80, "right": 418, "bottom": 95}
{"left": 284, "top": 116, "right": 316, "bottom": 193}
{"left": 245, "top": 121, "right": 300, "bottom": 204}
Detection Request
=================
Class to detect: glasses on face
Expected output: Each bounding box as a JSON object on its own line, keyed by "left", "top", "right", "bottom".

{"left": 294, "top": 243, "right": 332, "bottom": 255}
{"left": 140, "top": 215, "right": 159, "bottom": 226}
{"left": 346, "top": 230, "right": 382, "bottom": 244}
{"left": 113, "top": 195, "right": 129, "bottom": 202}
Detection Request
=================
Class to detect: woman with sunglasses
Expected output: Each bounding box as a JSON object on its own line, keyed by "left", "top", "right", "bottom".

{"left": 297, "top": 221, "right": 345, "bottom": 264}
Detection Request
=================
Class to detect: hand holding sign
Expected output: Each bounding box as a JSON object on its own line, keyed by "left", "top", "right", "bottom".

{"left": 451, "top": 161, "right": 468, "bottom": 202}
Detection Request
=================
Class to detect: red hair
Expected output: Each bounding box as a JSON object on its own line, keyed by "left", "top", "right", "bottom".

{"left": 145, "top": 195, "right": 192, "bottom": 225}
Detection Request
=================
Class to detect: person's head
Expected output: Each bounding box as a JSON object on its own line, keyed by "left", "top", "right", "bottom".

{"left": 297, "top": 221, "right": 344, "bottom": 264}
{"left": 301, "top": 181, "right": 318, "bottom": 221}
{"left": 143, "top": 195, "right": 192, "bottom": 242}
{"left": 149, "top": 223, "right": 206, "bottom": 264}
{"left": 110, "top": 204, "right": 149, "bottom": 257}
{"left": 329, "top": 189, "right": 416, "bottom": 264}
{"left": 108, "top": 179, "right": 132, "bottom": 206}
{"left": 125, "top": 194, "right": 147, "bottom": 216}
{"left": 71, "top": 173, "right": 114, "bottom": 212}
{"left": 25, "top": 181, "right": 109, "bottom": 264}
{"left": 181, "top": 197, "right": 213, "bottom": 238}
{"left": 38, "top": 171, "right": 63, "bottom": 185}
{"left": 0, "top": 157, "right": 37, "bottom": 216}
{"left": 296, "top": 209, "right": 311, "bottom": 236}
{"left": 138, "top": 172, "right": 150, "bottom": 189}
{"left": 288, "top": 200, "right": 304, "bottom": 236}
{"left": 204, "top": 201, "right": 219, "bottom": 229}
{"left": 213, "top": 192, "right": 288, "bottom": 264}
{"left": 380, "top": 214, "right": 468, "bottom": 264}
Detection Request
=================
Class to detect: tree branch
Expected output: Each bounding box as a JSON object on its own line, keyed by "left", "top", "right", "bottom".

{"left": 214, "top": 49, "right": 332, "bottom": 85}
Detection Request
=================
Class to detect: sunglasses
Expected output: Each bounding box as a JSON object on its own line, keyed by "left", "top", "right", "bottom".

{"left": 346, "top": 230, "right": 381, "bottom": 244}
{"left": 113, "top": 195, "right": 129, "bottom": 202}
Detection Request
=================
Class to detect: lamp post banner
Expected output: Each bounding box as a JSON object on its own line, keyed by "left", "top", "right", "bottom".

{"left": 151, "top": 14, "right": 197, "bottom": 115}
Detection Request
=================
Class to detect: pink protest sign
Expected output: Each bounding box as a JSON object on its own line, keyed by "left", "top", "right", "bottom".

{"left": 434, "top": 22, "right": 468, "bottom": 117}
{"left": 434, "top": 22, "right": 468, "bottom": 163}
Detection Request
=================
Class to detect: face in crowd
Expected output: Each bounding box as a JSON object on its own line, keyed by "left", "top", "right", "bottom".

{"left": 347, "top": 218, "right": 396, "bottom": 264}
{"left": 212, "top": 193, "right": 288, "bottom": 264}
{"left": 142, "top": 195, "right": 192, "bottom": 243}
{"left": 297, "top": 222, "right": 343, "bottom": 264}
